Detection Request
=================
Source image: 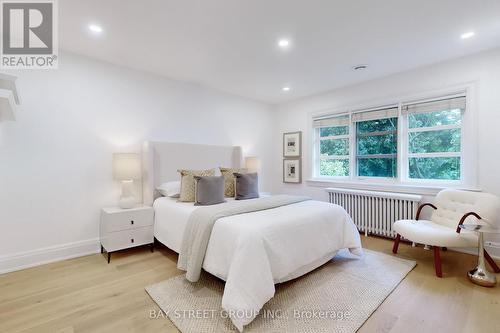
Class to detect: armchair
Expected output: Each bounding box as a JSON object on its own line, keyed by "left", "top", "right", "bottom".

{"left": 392, "top": 189, "right": 500, "bottom": 277}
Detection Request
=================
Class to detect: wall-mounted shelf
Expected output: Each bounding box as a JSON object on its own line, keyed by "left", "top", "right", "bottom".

{"left": 0, "top": 73, "right": 20, "bottom": 122}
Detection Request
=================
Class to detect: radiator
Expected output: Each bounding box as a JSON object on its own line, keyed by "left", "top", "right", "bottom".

{"left": 326, "top": 187, "right": 422, "bottom": 238}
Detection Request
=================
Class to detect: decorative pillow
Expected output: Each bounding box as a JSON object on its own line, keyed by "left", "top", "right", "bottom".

{"left": 220, "top": 167, "right": 247, "bottom": 197}
{"left": 156, "top": 181, "right": 181, "bottom": 198}
{"left": 193, "top": 176, "right": 226, "bottom": 206}
{"left": 234, "top": 172, "right": 259, "bottom": 200}
{"left": 178, "top": 168, "right": 215, "bottom": 202}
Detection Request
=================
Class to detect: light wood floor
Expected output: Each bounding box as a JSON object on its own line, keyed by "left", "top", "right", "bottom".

{"left": 1, "top": 237, "right": 499, "bottom": 333}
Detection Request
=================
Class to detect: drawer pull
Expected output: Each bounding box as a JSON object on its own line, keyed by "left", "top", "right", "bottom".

{"left": 131, "top": 238, "right": 134, "bottom": 243}
{"left": 130, "top": 220, "right": 134, "bottom": 225}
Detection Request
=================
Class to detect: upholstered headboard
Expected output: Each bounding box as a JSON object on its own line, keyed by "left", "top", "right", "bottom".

{"left": 142, "top": 141, "right": 243, "bottom": 206}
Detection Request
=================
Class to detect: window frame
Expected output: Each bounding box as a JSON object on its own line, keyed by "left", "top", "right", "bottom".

{"left": 400, "top": 95, "right": 467, "bottom": 185}
{"left": 354, "top": 116, "right": 399, "bottom": 180}
{"left": 315, "top": 114, "right": 351, "bottom": 179}
{"left": 309, "top": 87, "right": 477, "bottom": 190}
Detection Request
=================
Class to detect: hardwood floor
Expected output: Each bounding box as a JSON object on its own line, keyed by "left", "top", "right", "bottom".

{"left": 0, "top": 237, "right": 498, "bottom": 333}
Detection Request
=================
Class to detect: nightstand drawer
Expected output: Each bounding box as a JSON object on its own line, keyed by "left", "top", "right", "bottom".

{"left": 101, "top": 208, "right": 154, "bottom": 233}
{"left": 101, "top": 226, "right": 153, "bottom": 252}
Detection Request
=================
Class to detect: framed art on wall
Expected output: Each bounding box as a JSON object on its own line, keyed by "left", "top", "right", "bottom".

{"left": 283, "top": 131, "right": 302, "bottom": 157}
{"left": 283, "top": 159, "right": 302, "bottom": 183}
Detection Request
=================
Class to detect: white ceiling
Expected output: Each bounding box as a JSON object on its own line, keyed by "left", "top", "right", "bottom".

{"left": 60, "top": 0, "right": 500, "bottom": 104}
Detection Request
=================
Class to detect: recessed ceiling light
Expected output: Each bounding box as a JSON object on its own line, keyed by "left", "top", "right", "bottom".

{"left": 282, "top": 86, "right": 291, "bottom": 92}
{"left": 353, "top": 64, "right": 368, "bottom": 71}
{"left": 88, "top": 24, "right": 103, "bottom": 34}
{"left": 460, "top": 31, "right": 475, "bottom": 39}
{"left": 278, "top": 39, "right": 291, "bottom": 49}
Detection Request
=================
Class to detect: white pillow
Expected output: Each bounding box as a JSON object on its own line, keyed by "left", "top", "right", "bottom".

{"left": 157, "top": 181, "right": 181, "bottom": 198}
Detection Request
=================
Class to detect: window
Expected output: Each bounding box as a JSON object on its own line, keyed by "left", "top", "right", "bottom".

{"left": 312, "top": 93, "right": 469, "bottom": 185}
{"left": 353, "top": 108, "right": 398, "bottom": 178}
{"left": 314, "top": 115, "right": 350, "bottom": 177}
{"left": 403, "top": 97, "right": 465, "bottom": 181}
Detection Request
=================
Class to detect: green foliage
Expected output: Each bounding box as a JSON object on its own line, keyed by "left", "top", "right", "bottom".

{"left": 320, "top": 139, "right": 349, "bottom": 156}
{"left": 358, "top": 158, "right": 397, "bottom": 177}
{"left": 320, "top": 126, "right": 348, "bottom": 137}
{"left": 357, "top": 134, "right": 397, "bottom": 155}
{"left": 409, "top": 129, "right": 461, "bottom": 153}
{"left": 409, "top": 157, "right": 460, "bottom": 180}
{"left": 409, "top": 109, "right": 461, "bottom": 128}
{"left": 357, "top": 118, "right": 397, "bottom": 133}
{"left": 320, "top": 159, "right": 349, "bottom": 177}
{"left": 356, "top": 118, "right": 398, "bottom": 177}
{"left": 319, "top": 124, "right": 350, "bottom": 177}
{"left": 408, "top": 110, "right": 462, "bottom": 180}
{"left": 318, "top": 111, "right": 462, "bottom": 180}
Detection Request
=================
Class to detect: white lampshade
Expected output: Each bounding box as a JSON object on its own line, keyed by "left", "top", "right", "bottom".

{"left": 113, "top": 153, "right": 141, "bottom": 180}
{"left": 245, "top": 156, "right": 261, "bottom": 173}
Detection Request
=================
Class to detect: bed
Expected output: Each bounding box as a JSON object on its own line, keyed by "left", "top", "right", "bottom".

{"left": 142, "top": 141, "right": 362, "bottom": 331}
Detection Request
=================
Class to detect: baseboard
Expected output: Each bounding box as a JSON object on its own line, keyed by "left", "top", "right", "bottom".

{"left": 451, "top": 247, "right": 500, "bottom": 260}
{"left": 0, "top": 238, "right": 101, "bottom": 275}
{"left": 0, "top": 236, "right": 497, "bottom": 276}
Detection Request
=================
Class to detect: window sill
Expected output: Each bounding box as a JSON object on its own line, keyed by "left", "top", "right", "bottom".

{"left": 306, "top": 178, "right": 481, "bottom": 196}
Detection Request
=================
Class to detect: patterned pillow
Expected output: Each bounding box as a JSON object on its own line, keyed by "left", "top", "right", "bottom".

{"left": 178, "top": 168, "right": 215, "bottom": 202}
{"left": 220, "top": 167, "right": 247, "bottom": 197}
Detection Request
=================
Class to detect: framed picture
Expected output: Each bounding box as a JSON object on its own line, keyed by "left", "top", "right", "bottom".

{"left": 283, "top": 131, "right": 302, "bottom": 157}
{"left": 283, "top": 159, "right": 302, "bottom": 183}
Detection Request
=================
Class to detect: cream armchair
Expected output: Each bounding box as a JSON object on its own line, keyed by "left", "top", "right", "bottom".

{"left": 392, "top": 189, "right": 500, "bottom": 277}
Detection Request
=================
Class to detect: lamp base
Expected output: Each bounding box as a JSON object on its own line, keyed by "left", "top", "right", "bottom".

{"left": 468, "top": 267, "right": 497, "bottom": 287}
{"left": 119, "top": 180, "right": 136, "bottom": 209}
{"left": 119, "top": 196, "right": 136, "bottom": 209}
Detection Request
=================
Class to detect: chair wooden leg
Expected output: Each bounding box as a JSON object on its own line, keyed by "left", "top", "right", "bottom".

{"left": 392, "top": 234, "right": 401, "bottom": 254}
{"left": 484, "top": 250, "right": 500, "bottom": 273}
{"left": 433, "top": 246, "right": 442, "bottom": 278}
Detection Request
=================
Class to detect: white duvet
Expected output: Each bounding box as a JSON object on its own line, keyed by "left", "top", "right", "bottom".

{"left": 154, "top": 197, "right": 362, "bottom": 331}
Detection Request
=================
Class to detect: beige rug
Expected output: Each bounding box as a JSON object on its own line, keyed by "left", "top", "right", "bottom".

{"left": 146, "top": 249, "right": 416, "bottom": 333}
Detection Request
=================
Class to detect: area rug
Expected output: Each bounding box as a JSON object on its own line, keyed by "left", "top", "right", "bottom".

{"left": 146, "top": 249, "right": 416, "bottom": 333}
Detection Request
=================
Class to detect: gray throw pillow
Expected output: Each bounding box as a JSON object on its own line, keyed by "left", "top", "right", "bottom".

{"left": 193, "top": 176, "right": 226, "bottom": 206}
{"left": 234, "top": 173, "right": 259, "bottom": 200}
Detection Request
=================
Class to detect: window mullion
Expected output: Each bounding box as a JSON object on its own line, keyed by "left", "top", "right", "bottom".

{"left": 408, "top": 152, "right": 461, "bottom": 158}
{"left": 349, "top": 113, "right": 355, "bottom": 179}
{"left": 320, "top": 134, "right": 350, "bottom": 140}
{"left": 320, "top": 156, "right": 350, "bottom": 160}
{"left": 357, "top": 154, "right": 397, "bottom": 159}
{"left": 314, "top": 128, "right": 319, "bottom": 177}
{"left": 408, "top": 124, "right": 461, "bottom": 133}
{"left": 398, "top": 102, "right": 405, "bottom": 183}
{"left": 356, "top": 130, "right": 397, "bottom": 137}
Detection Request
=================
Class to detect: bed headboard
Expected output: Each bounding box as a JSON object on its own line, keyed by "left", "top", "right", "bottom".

{"left": 142, "top": 141, "right": 243, "bottom": 206}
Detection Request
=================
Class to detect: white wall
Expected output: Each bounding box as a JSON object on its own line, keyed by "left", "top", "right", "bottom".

{"left": 0, "top": 52, "right": 274, "bottom": 273}
{"left": 3, "top": 47, "right": 500, "bottom": 272}
{"left": 272, "top": 47, "right": 500, "bottom": 256}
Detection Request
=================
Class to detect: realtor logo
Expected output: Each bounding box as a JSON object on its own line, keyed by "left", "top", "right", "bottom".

{"left": 1, "top": 0, "right": 58, "bottom": 69}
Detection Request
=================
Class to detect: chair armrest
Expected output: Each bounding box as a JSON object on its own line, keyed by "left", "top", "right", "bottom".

{"left": 416, "top": 203, "right": 437, "bottom": 220}
{"left": 456, "top": 212, "right": 482, "bottom": 233}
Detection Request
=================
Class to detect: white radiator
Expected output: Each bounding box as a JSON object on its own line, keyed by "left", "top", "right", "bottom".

{"left": 326, "top": 187, "right": 422, "bottom": 238}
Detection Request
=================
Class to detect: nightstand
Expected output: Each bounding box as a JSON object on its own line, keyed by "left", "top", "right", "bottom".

{"left": 100, "top": 206, "right": 154, "bottom": 263}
